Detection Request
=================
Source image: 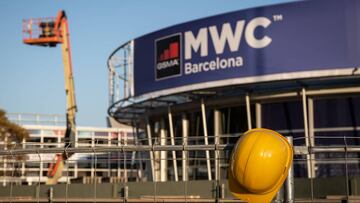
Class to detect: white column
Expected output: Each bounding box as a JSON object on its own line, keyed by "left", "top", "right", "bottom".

{"left": 302, "top": 88, "right": 314, "bottom": 178}
{"left": 201, "top": 99, "right": 212, "bottom": 180}
{"left": 255, "top": 102, "right": 262, "bottom": 128}
{"left": 308, "top": 97, "right": 316, "bottom": 178}
{"left": 135, "top": 124, "right": 144, "bottom": 181}
{"left": 168, "top": 106, "right": 179, "bottom": 181}
{"left": 146, "top": 119, "right": 155, "bottom": 181}
{"left": 214, "top": 109, "right": 222, "bottom": 181}
{"left": 182, "top": 113, "right": 189, "bottom": 181}
{"left": 245, "top": 93, "right": 252, "bottom": 130}
{"left": 160, "top": 119, "right": 168, "bottom": 182}
{"left": 154, "top": 122, "right": 161, "bottom": 182}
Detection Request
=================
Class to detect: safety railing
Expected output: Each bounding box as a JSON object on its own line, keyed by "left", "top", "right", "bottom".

{"left": 7, "top": 113, "right": 66, "bottom": 126}
{"left": 22, "top": 17, "right": 57, "bottom": 41}
{"left": 0, "top": 135, "right": 360, "bottom": 202}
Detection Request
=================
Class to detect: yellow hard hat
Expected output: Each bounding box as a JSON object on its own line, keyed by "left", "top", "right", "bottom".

{"left": 228, "top": 128, "right": 293, "bottom": 203}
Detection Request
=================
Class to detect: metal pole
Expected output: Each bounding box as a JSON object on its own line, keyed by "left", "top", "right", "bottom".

{"left": 285, "top": 137, "right": 294, "bottom": 203}
{"left": 307, "top": 98, "right": 316, "bottom": 179}
{"left": 214, "top": 109, "right": 221, "bottom": 182}
{"left": 245, "top": 93, "right": 252, "bottom": 130}
{"left": 201, "top": 99, "right": 212, "bottom": 181}
{"left": 39, "top": 135, "right": 44, "bottom": 181}
{"left": 226, "top": 108, "right": 231, "bottom": 159}
{"left": 2, "top": 144, "right": 360, "bottom": 156}
{"left": 0, "top": 145, "right": 235, "bottom": 156}
{"left": 275, "top": 187, "right": 284, "bottom": 203}
{"left": 160, "top": 119, "right": 168, "bottom": 182}
{"left": 146, "top": 118, "right": 155, "bottom": 181}
{"left": 255, "top": 102, "right": 262, "bottom": 128}
{"left": 91, "top": 131, "right": 95, "bottom": 179}
{"left": 128, "top": 41, "right": 135, "bottom": 97}
{"left": 154, "top": 134, "right": 161, "bottom": 183}
{"left": 344, "top": 136, "right": 350, "bottom": 199}
{"left": 74, "top": 130, "right": 79, "bottom": 179}
{"left": 194, "top": 115, "right": 200, "bottom": 180}
{"left": 108, "top": 60, "right": 115, "bottom": 106}
{"left": 130, "top": 123, "right": 137, "bottom": 181}
{"left": 182, "top": 113, "right": 189, "bottom": 181}
{"left": 302, "top": 87, "right": 314, "bottom": 200}
{"left": 117, "top": 130, "right": 121, "bottom": 179}
{"left": 123, "top": 48, "right": 127, "bottom": 99}
{"left": 107, "top": 132, "right": 111, "bottom": 178}
{"left": 124, "top": 130, "right": 128, "bottom": 183}
{"left": 168, "top": 106, "right": 179, "bottom": 181}
{"left": 214, "top": 109, "right": 222, "bottom": 200}
{"left": 302, "top": 88, "right": 312, "bottom": 178}
{"left": 115, "top": 73, "right": 120, "bottom": 103}
{"left": 135, "top": 123, "right": 144, "bottom": 181}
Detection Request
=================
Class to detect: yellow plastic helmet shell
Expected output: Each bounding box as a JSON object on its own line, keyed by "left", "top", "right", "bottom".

{"left": 228, "top": 128, "right": 293, "bottom": 203}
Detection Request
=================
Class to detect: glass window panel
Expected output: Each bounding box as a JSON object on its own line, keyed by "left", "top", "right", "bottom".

{"left": 42, "top": 130, "right": 54, "bottom": 135}
{"left": 315, "top": 152, "right": 360, "bottom": 177}
{"left": 78, "top": 131, "right": 93, "bottom": 137}
{"left": 95, "top": 139, "right": 108, "bottom": 145}
{"left": 227, "top": 105, "right": 255, "bottom": 134}
{"left": 94, "top": 131, "right": 108, "bottom": 136}
{"left": 27, "top": 129, "right": 41, "bottom": 135}
{"left": 293, "top": 154, "right": 308, "bottom": 178}
{"left": 315, "top": 131, "right": 360, "bottom": 146}
{"left": 314, "top": 96, "right": 360, "bottom": 128}
{"left": 262, "top": 100, "right": 304, "bottom": 131}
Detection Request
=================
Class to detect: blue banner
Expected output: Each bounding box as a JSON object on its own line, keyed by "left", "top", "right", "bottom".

{"left": 133, "top": 0, "right": 360, "bottom": 97}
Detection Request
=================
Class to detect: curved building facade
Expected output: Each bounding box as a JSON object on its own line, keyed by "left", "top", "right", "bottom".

{"left": 107, "top": 0, "right": 360, "bottom": 200}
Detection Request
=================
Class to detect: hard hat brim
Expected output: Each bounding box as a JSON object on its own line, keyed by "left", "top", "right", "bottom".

{"left": 228, "top": 168, "right": 283, "bottom": 203}
{"left": 228, "top": 128, "right": 293, "bottom": 203}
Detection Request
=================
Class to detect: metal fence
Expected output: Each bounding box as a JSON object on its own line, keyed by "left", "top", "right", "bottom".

{"left": 1, "top": 134, "right": 360, "bottom": 202}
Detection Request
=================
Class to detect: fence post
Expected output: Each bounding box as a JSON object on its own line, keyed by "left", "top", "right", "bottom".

{"left": 285, "top": 136, "right": 295, "bottom": 203}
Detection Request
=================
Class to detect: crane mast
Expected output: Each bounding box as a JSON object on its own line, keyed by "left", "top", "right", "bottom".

{"left": 23, "top": 10, "right": 77, "bottom": 184}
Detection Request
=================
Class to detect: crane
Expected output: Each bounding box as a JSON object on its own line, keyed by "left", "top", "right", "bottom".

{"left": 23, "top": 10, "right": 77, "bottom": 184}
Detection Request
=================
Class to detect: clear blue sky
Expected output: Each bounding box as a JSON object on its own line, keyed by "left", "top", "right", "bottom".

{"left": 0, "top": 0, "right": 298, "bottom": 127}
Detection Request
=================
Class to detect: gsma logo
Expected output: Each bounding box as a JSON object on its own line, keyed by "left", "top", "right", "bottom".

{"left": 155, "top": 34, "right": 182, "bottom": 80}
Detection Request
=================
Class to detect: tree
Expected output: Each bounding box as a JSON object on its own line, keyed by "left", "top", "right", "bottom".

{"left": 0, "top": 109, "right": 29, "bottom": 147}
{"left": 0, "top": 109, "right": 29, "bottom": 178}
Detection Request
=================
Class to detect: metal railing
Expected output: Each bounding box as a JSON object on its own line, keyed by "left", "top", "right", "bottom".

{"left": 7, "top": 113, "right": 66, "bottom": 126}
{"left": 0, "top": 135, "right": 360, "bottom": 202}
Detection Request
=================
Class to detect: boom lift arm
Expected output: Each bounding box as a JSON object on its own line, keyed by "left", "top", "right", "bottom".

{"left": 23, "top": 10, "right": 77, "bottom": 184}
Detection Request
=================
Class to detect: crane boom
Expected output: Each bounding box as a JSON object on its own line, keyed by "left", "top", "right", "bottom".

{"left": 23, "top": 10, "right": 77, "bottom": 184}
{"left": 59, "top": 12, "right": 77, "bottom": 147}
